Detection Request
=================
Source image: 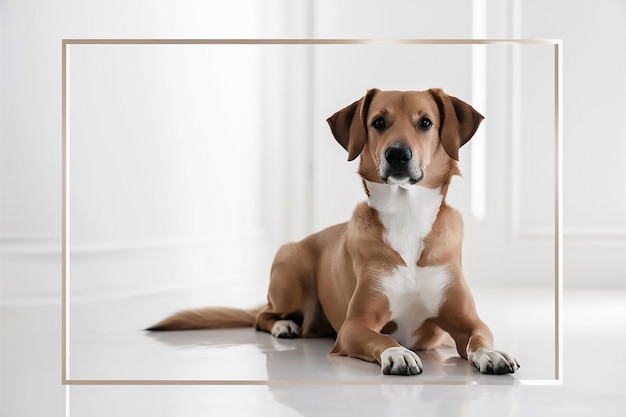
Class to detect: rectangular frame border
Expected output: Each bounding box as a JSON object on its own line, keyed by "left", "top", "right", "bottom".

{"left": 61, "top": 38, "right": 563, "bottom": 386}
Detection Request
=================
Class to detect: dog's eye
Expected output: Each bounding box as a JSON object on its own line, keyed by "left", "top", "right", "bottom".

{"left": 372, "top": 117, "right": 386, "bottom": 130}
{"left": 418, "top": 117, "right": 432, "bottom": 130}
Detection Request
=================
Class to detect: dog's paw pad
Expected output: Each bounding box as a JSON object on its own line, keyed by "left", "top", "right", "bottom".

{"left": 381, "top": 346, "right": 423, "bottom": 376}
{"left": 271, "top": 320, "right": 302, "bottom": 338}
{"left": 470, "top": 348, "right": 519, "bottom": 374}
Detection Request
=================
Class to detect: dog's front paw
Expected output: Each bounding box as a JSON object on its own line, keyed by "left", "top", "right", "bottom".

{"left": 381, "top": 347, "right": 423, "bottom": 376}
{"left": 271, "top": 320, "right": 302, "bottom": 338}
{"left": 469, "top": 348, "right": 519, "bottom": 375}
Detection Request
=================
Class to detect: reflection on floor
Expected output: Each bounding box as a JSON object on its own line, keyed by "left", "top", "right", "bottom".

{"left": 1, "top": 286, "right": 625, "bottom": 416}
{"left": 68, "top": 285, "right": 554, "bottom": 382}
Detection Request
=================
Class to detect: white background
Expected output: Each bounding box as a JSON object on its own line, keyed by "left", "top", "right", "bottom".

{"left": 1, "top": 0, "right": 625, "bottom": 305}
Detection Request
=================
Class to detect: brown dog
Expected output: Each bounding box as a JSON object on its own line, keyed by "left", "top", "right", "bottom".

{"left": 148, "top": 88, "right": 519, "bottom": 375}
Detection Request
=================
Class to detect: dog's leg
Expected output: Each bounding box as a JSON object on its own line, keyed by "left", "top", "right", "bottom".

{"left": 257, "top": 309, "right": 303, "bottom": 339}
{"left": 332, "top": 320, "right": 423, "bottom": 375}
{"left": 254, "top": 243, "right": 312, "bottom": 339}
{"left": 330, "top": 286, "right": 423, "bottom": 376}
{"left": 435, "top": 284, "right": 520, "bottom": 374}
{"left": 464, "top": 330, "right": 520, "bottom": 375}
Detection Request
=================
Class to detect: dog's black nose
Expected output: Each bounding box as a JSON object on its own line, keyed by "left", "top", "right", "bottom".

{"left": 384, "top": 145, "right": 412, "bottom": 167}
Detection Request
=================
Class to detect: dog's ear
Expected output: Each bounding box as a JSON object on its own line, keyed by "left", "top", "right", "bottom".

{"left": 429, "top": 88, "right": 484, "bottom": 161}
{"left": 326, "top": 89, "right": 379, "bottom": 161}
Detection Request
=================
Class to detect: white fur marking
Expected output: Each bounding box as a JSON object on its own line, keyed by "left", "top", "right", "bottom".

{"left": 365, "top": 180, "right": 443, "bottom": 267}
{"left": 469, "top": 347, "right": 519, "bottom": 374}
{"left": 271, "top": 320, "right": 301, "bottom": 338}
{"left": 381, "top": 265, "right": 450, "bottom": 348}
{"left": 380, "top": 346, "right": 423, "bottom": 375}
{"left": 366, "top": 180, "right": 450, "bottom": 348}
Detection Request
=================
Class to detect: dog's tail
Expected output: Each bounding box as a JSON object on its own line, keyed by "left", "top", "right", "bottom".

{"left": 146, "top": 306, "right": 261, "bottom": 331}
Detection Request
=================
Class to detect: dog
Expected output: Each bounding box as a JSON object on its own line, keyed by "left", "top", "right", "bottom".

{"left": 147, "top": 88, "right": 519, "bottom": 376}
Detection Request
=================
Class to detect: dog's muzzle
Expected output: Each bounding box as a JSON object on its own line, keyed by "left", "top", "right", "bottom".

{"left": 380, "top": 144, "right": 423, "bottom": 185}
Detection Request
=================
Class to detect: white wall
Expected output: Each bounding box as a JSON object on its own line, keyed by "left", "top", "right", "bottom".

{"left": 0, "top": 0, "right": 307, "bottom": 303}
{"left": 68, "top": 43, "right": 273, "bottom": 295}
{"left": 513, "top": 0, "right": 626, "bottom": 287}
{"left": 1, "top": 0, "right": 624, "bottom": 304}
{"left": 309, "top": 0, "right": 626, "bottom": 288}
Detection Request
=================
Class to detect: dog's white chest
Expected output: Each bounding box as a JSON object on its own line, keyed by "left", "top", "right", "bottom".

{"left": 366, "top": 180, "right": 443, "bottom": 266}
{"left": 380, "top": 265, "right": 450, "bottom": 348}
{"left": 366, "top": 180, "right": 450, "bottom": 348}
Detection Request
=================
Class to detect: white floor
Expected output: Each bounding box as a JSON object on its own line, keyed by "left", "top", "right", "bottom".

{"left": 1, "top": 285, "right": 625, "bottom": 417}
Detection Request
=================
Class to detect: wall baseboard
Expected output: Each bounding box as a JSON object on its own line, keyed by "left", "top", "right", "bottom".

{"left": 2, "top": 232, "right": 624, "bottom": 305}
{"left": 0, "top": 232, "right": 275, "bottom": 305}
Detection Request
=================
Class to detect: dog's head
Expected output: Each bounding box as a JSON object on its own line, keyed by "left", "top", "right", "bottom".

{"left": 327, "top": 89, "right": 483, "bottom": 188}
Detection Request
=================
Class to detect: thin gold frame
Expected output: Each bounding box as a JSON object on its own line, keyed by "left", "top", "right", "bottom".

{"left": 62, "top": 38, "right": 563, "bottom": 386}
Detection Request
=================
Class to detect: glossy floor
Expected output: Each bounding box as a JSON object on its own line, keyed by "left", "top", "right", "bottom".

{"left": 69, "top": 284, "right": 553, "bottom": 382}
{"left": 1, "top": 286, "right": 624, "bottom": 416}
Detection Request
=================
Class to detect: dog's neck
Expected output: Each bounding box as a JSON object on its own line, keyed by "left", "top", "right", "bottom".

{"left": 364, "top": 180, "right": 444, "bottom": 266}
